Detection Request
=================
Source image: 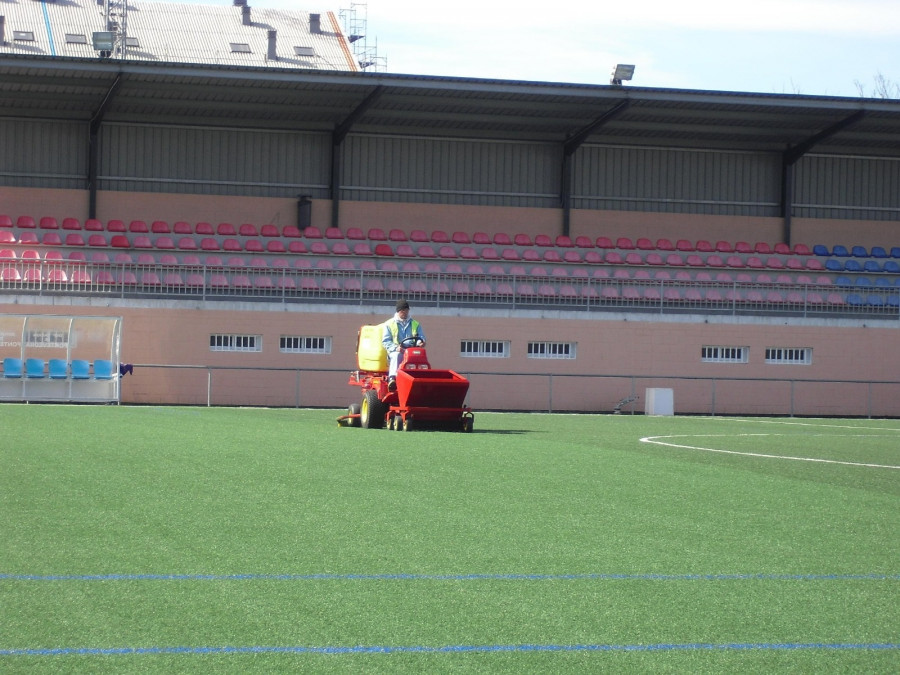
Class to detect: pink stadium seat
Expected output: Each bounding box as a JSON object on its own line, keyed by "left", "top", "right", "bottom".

{"left": 265, "top": 240, "right": 287, "bottom": 253}
{"left": 329, "top": 242, "right": 350, "bottom": 255}
{"left": 374, "top": 243, "right": 394, "bottom": 256}
{"left": 154, "top": 236, "right": 175, "bottom": 250}
{"left": 388, "top": 229, "right": 407, "bottom": 242}
{"left": 595, "top": 236, "right": 614, "bottom": 249}
{"left": 195, "top": 222, "right": 214, "bottom": 235}
{"left": 773, "top": 243, "right": 791, "bottom": 255}
{"left": 431, "top": 230, "right": 451, "bottom": 244}
{"left": 746, "top": 256, "right": 765, "bottom": 269}
{"left": 164, "top": 273, "right": 185, "bottom": 287}
{"left": 676, "top": 239, "right": 695, "bottom": 251}
{"left": 151, "top": 221, "right": 171, "bottom": 233}
{"left": 715, "top": 240, "right": 734, "bottom": 253}
{"left": 110, "top": 235, "right": 130, "bottom": 249}
{"left": 480, "top": 247, "right": 500, "bottom": 261}
{"left": 217, "top": 223, "right": 237, "bottom": 236}
{"left": 173, "top": 221, "right": 192, "bottom": 234}
{"left": 734, "top": 241, "right": 753, "bottom": 254}
{"left": 61, "top": 217, "right": 81, "bottom": 230}
{"left": 686, "top": 255, "right": 705, "bottom": 267}
{"left": 438, "top": 246, "right": 458, "bottom": 259}
{"left": 514, "top": 233, "right": 533, "bottom": 246}
{"left": 625, "top": 252, "right": 643, "bottom": 265}
{"left": 39, "top": 216, "right": 58, "bottom": 229}
{"left": 367, "top": 228, "right": 387, "bottom": 241}
{"left": 725, "top": 256, "right": 745, "bottom": 268}
{"left": 645, "top": 253, "right": 664, "bottom": 266}
{"left": 493, "top": 233, "right": 513, "bottom": 246}
{"left": 460, "top": 246, "right": 479, "bottom": 260}
{"left": 42, "top": 232, "right": 62, "bottom": 246}
{"left": 451, "top": 231, "right": 471, "bottom": 244}
{"left": 84, "top": 218, "right": 103, "bottom": 231}
{"left": 352, "top": 242, "right": 374, "bottom": 256}
{"left": 18, "top": 232, "right": 39, "bottom": 244}
{"left": 223, "top": 239, "right": 242, "bottom": 252}
{"left": 417, "top": 245, "right": 437, "bottom": 258}
{"left": 239, "top": 223, "right": 259, "bottom": 237}
{"left": 574, "top": 236, "right": 594, "bottom": 248}
{"left": 706, "top": 255, "right": 725, "bottom": 268}
{"left": 133, "top": 236, "right": 153, "bottom": 249}
{"left": 501, "top": 249, "right": 520, "bottom": 261}
{"left": 282, "top": 226, "right": 301, "bottom": 238}
{"left": 472, "top": 232, "right": 492, "bottom": 245}
{"left": 695, "top": 240, "right": 714, "bottom": 252}
{"left": 129, "top": 220, "right": 149, "bottom": 233}
{"left": 260, "top": 224, "right": 280, "bottom": 237}
{"left": 793, "top": 243, "right": 812, "bottom": 255}
{"left": 543, "top": 250, "right": 562, "bottom": 263}
{"left": 604, "top": 251, "right": 624, "bottom": 264}
{"left": 395, "top": 244, "right": 415, "bottom": 257}
{"left": 309, "top": 241, "right": 330, "bottom": 255}
{"left": 344, "top": 227, "right": 365, "bottom": 240}
{"left": 616, "top": 237, "right": 635, "bottom": 250}
{"left": 88, "top": 234, "right": 108, "bottom": 247}
{"left": 244, "top": 239, "right": 265, "bottom": 253}
{"left": 139, "top": 272, "right": 159, "bottom": 286}
{"left": 286, "top": 241, "right": 306, "bottom": 254}
{"left": 177, "top": 237, "right": 198, "bottom": 250}
{"left": 200, "top": 238, "right": 219, "bottom": 251}
{"left": 755, "top": 242, "right": 773, "bottom": 254}
{"left": 765, "top": 257, "right": 784, "bottom": 269}
{"left": 636, "top": 237, "right": 654, "bottom": 250}
{"left": 104, "top": 219, "right": 125, "bottom": 232}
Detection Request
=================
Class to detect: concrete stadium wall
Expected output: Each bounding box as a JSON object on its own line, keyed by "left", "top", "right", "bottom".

{"left": 2, "top": 300, "right": 897, "bottom": 416}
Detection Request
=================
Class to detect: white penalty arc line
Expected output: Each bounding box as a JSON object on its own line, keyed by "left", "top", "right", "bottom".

{"left": 640, "top": 434, "right": 900, "bottom": 469}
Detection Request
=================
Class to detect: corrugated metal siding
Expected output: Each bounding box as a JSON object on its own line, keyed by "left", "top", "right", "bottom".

{"left": 0, "top": 118, "right": 86, "bottom": 189}
{"left": 341, "top": 135, "right": 560, "bottom": 207}
{"left": 573, "top": 145, "right": 781, "bottom": 216}
{"left": 795, "top": 154, "right": 900, "bottom": 220}
{"left": 98, "top": 123, "right": 331, "bottom": 197}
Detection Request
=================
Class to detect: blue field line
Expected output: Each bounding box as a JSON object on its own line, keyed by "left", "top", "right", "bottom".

{"left": 2, "top": 642, "right": 898, "bottom": 657}
{"left": 2, "top": 572, "right": 898, "bottom": 582}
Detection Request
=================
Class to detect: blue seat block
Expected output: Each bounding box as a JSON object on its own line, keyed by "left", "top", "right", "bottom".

{"left": 863, "top": 260, "right": 882, "bottom": 273}
{"left": 832, "top": 245, "right": 850, "bottom": 257}
{"left": 93, "top": 359, "right": 115, "bottom": 380}
{"left": 3, "top": 357, "right": 24, "bottom": 378}
{"left": 851, "top": 245, "right": 869, "bottom": 257}
{"left": 812, "top": 244, "right": 830, "bottom": 256}
{"left": 71, "top": 360, "right": 91, "bottom": 379}
{"left": 843, "top": 260, "right": 862, "bottom": 272}
{"left": 49, "top": 359, "right": 69, "bottom": 379}
{"left": 25, "top": 358, "right": 45, "bottom": 378}
{"left": 884, "top": 261, "right": 900, "bottom": 274}
{"left": 824, "top": 259, "right": 843, "bottom": 271}
{"left": 870, "top": 246, "right": 887, "bottom": 258}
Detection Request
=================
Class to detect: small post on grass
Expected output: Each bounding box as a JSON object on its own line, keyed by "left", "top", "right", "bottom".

{"left": 207, "top": 368, "right": 212, "bottom": 407}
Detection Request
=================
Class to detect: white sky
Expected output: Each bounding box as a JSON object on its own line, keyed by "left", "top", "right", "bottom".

{"left": 191, "top": 0, "right": 900, "bottom": 97}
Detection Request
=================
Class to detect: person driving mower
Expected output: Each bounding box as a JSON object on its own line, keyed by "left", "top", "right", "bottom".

{"left": 382, "top": 299, "right": 426, "bottom": 392}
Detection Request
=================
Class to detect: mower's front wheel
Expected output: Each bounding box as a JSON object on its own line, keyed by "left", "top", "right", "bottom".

{"left": 348, "top": 403, "right": 361, "bottom": 428}
{"left": 360, "top": 389, "right": 386, "bottom": 429}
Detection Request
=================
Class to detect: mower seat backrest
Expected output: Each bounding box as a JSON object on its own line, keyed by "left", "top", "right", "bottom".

{"left": 356, "top": 325, "right": 389, "bottom": 372}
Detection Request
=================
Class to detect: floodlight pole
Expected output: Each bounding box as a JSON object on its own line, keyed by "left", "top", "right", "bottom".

{"left": 88, "top": 74, "right": 121, "bottom": 219}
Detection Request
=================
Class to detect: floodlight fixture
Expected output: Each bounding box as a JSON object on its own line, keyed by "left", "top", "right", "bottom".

{"left": 92, "top": 31, "right": 115, "bottom": 51}
{"left": 611, "top": 64, "right": 635, "bottom": 86}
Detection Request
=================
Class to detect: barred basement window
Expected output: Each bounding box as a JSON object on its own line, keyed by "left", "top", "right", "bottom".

{"left": 765, "top": 347, "right": 812, "bottom": 365}
{"left": 280, "top": 336, "right": 332, "bottom": 354}
{"left": 701, "top": 345, "right": 748, "bottom": 363}
{"left": 460, "top": 340, "right": 510, "bottom": 358}
{"left": 527, "top": 341, "right": 576, "bottom": 359}
{"left": 209, "top": 334, "right": 260, "bottom": 352}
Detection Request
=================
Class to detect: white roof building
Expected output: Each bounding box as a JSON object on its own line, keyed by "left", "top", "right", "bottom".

{"left": 0, "top": 0, "right": 359, "bottom": 71}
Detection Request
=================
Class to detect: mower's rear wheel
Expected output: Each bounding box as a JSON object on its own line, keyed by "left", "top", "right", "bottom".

{"left": 360, "top": 389, "right": 386, "bottom": 429}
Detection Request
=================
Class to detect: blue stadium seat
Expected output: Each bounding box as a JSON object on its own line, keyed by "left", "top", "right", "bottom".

{"left": 843, "top": 259, "right": 863, "bottom": 272}
{"left": 888, "top": 295, "right": 900, "bottom": 309}
{"left": 845, "top": 293, "right": 865, "bottom": 306}
{"left": 25, "top": 358, "right": 45, "bottom": 378}
{"left": 832, "top": 245, "right": 850, "bottom": 257}
{"left": 93, "top": 360, "right": 115, "bottom": 380}
{"left": 867, "top": 294, "right": 885, "bottom": 308}
{"left": 70, "top": 360, "right": 91, "bottom": 379}
{"left": 824, "top": 260, "right": 843, "bottom": 271}
{"left": 863, "top": 260, "right": 882, "bottom": 273}
{"left": 870, "top": 246, "right": 887, "bottom": 258}
{"left": 48, "top": 359, "right": 68, "bottom": 379}
{"left": 855, "top": 277, "right": 873, "bottom": 287}
{"left": 2, "top": 357, "right": 23, "bottom": 378}
{"left": 884, "top": 261, "right": 900, "bottom": 274}
{"left": 891, "top": 247, "right": 900, "bottom": 258}
{"left": 850, "top": 245, "right": 869, "bottom": 257}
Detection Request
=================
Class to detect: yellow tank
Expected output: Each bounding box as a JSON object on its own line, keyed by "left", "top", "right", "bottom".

{"left": 357, "top": 324, "right": 388, "bottom": 372}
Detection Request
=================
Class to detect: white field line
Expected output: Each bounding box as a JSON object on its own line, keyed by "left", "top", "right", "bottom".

{"left": 640, "top": 434, "right": 900, "bottom": 469}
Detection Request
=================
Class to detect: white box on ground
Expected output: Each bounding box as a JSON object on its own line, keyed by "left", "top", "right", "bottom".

{"left": 645, "top": 388, "right": 674, "bottom": 416}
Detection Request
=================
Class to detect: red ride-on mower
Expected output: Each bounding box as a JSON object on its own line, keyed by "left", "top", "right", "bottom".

{"left": 338, "top": 325, "right": 474, "bottom": 432}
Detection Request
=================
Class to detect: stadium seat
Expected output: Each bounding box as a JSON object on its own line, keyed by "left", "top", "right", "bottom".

{"left": 223, "top": 239, "right": 242, "bottom": 252}
{"left": 59, "top": 231, "right": 82, "bottom": 245}
{"left": 574, "top": 235, "right": 594, "bottom": 248}
{"left": 715, "top": 241, "right": 734, "bottom": 253}
{"left": 106, "top": 220, "right": 126, "bottom": 232}
{"left": 129, "top": 220, "right": 149, "bottom": 233}
{"left": 492, "top": 233, "right": 513, "bottom": 246}
{"left": 195, "top": 222, "right": 214, "bottom": 235}
{"left": 260, "top": 224, "right": 280, "bottom": 238}
{"left": 595, "top": 236, "right": 614, "bottom": 249}
{"left": 41, "top": 232, "right": 62, "bottom": 246}
{"left": 151, "top": 221, "right": 171, "bottom": 233}
{"left": 200, "top": 238, "right": 220, "bottom": 251}
{"left": 812, "top": 244, "right": 830, "bottom": 256}
{"left": 93, "top": 360, "right": 115, "bottom": 379}
{"left": 153, "top": 237, "right": 175, "bottom": 249}
{"left": 870, "top": 246, "right": 887, "bottom": 258}
{"left": 70, "top": 360, "right": 91, "bottom": 379}
{"left": 110, "top": 235, "right": 130, "bottom": 248}
{"left": 84, "top": 219, "right": 103, "bottom": 231}
{"left": 48, "top": 359, "right": 68, "bottom": 379}
{"left": 734, "top": 242, "right": 753, "bottom": 254}
{"left": 636, "top": 237, "right": 654, "bottom": 250}
{"left": 792, "top": 243, "right": 812, "bottom": 255}
{"left": 3, "top": 357, "right": 24, "bottom": 378}
{"left": 832, "top": 245, "right": 850, "bottom": 257}
{"left": 555, "top": 235, "right": 574, "bottom": 248}
{"left": 25, "top": 358, "right": 45, "bottom": 378}
{"left": 616, "top": 237, "right": 635, "bottom": 250}
{"left": 695, "top": 240, "right": 714, "bottom": 253}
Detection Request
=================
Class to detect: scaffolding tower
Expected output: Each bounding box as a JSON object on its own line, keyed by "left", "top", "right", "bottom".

{"left": 340, "top": 2, "right": 387, "bottom": 72}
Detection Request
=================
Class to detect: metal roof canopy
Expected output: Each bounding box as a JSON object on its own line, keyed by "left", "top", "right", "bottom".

{"left": 2, "top": 54, "right": 899, "bottom": 236}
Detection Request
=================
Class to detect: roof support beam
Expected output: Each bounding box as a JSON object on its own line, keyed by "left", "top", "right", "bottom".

{"left": 780, "top": 109, "right": 866, "bottom": 244}
{"left": 331, "top": 86, "right": 385, "bottom": 228}
{"left": 560, "top": 99, "right": 630, "bottom": 236}
{"left": 88, "top": 74, "right": 122, "bottom": 219}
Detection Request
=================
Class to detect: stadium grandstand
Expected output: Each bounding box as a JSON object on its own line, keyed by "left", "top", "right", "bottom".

{"left": 1, "top": 1, "right": 899, "bottom": 415}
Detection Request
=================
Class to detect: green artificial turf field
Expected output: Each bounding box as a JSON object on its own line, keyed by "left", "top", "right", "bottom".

{"left": 1, "top": 405, "right": 898, "bottom": 673}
